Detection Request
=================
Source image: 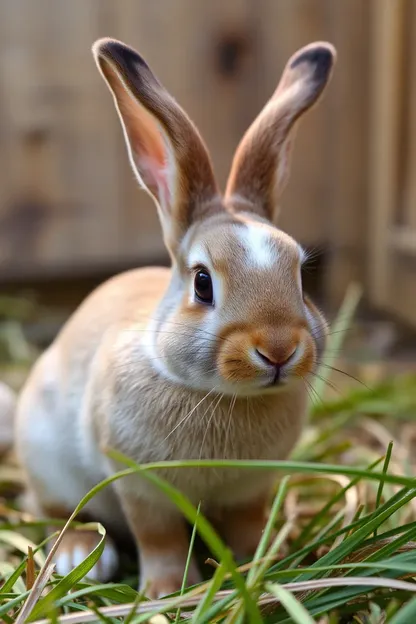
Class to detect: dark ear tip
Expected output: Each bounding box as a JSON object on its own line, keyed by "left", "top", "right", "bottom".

{"left": 92, "top": 37, "right": 118, "bottom": 59}
{"left": 290, "top": 42, "right": 336, "bottom": 84}
{"left": 92, "top": 37, "right": 148, "bottom": 72}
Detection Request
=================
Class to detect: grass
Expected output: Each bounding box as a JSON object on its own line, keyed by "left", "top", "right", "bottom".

{"left": 0, "top": 285, "right": 416, "bottom": 622}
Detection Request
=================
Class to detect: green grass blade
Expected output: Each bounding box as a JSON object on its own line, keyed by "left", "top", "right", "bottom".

{"left": 0, "top": 562, "right": 26, "bottom": 595}
{"left": 389, "top": 597, "right": 416, "bottom": 624}
{"left": 27, "top": 524, "right": 107, "bottom": 621}
{"left": 0, "top": 591, "right": 31, "bottom": 619}
{"left": 0, "top": 531, "right": 46, "bottom": 567}
{"left": 374, "top": 440, "right": 393, "bottom": 537}
{"left": 175, "top": 503, "right": 200, "bottom": 623}
{"left": 247, "top": 476, "right": 290, "bottom": 585}
{"left": 117, "top": 457, "right": 416, "bottom": 487}
{"left": 292, "top": 488, "right": 416, "bottom": 581}
{"left": 52, "top": 583, "right": 138, "bottom": 610}
{"left": 269, "top": 485, "right": 415, "bottom": 575}
{"left": 191, "top": 564, "right": 228, "bottom": 622}
{"left": 291, "top": 456, "right": 383, "bottom": 550}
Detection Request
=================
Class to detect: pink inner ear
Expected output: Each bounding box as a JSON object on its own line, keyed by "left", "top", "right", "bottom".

{"left": 98, "top": 56, "right": 176, "bottom": 210}
{"left": 105, "top": 73, "right": 170, "bottom": 205}
{"left": 126, "top": 102, "right": 172, "bottom": 205}
{"left": 137, "top": 150, "right": 172, "bottom": 210}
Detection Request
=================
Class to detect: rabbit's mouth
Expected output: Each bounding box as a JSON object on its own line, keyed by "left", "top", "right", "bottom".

{"left": 216, "top": 325, "right": 315, "bottom": 394}
{"left": 267, "top": 367, "right": 286, "bottom": 387}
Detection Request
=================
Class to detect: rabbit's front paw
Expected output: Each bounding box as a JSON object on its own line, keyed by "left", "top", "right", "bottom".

{"left": 139, "top": 556, "right": 201, "bottom": 599}
{"left": 52, "top": 529, "right": 119, "bottom": 582}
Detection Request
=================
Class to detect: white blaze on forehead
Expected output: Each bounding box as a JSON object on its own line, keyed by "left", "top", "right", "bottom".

{"left": 187, "top": 242, "right": 211, "bottom": 269}
{"left": 239, "top": 223, "right": 278, "bottom": 268}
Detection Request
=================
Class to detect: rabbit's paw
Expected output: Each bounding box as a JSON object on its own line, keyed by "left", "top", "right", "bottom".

{"left": 52, "top": 529, "right": 118, "bottom": 582}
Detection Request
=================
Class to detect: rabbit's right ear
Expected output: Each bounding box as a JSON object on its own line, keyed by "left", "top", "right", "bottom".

{"left": 225, "top": 42, "right": 336, "bottom": 223}
{"left": 92, "top": 38, "right": 219, "bottom": 258}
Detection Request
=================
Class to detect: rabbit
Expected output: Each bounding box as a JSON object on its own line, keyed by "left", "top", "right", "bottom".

{"left": 13, "top": 37, "right": 336, "bottom": 598}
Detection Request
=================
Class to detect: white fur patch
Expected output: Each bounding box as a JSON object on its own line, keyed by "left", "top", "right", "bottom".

{"left": 55, "top": 550, "right": 71, "bottom": 577}
{"left": 239, "top": 224, "right": 277, "bottom": 268}
{"left": 141, "top": 318, "right": 183, "bottom": 385}
{"left": 187, "top": 243, "right": 211, "bottom": 270}
{"left": 285, "top": 341, "right": 304, "bottom": 370}
{"left": 54, "top": 538, "right": 118, "bottom": 582}
{"left": 89, "top": 540, "right": 119, "bottom": 581}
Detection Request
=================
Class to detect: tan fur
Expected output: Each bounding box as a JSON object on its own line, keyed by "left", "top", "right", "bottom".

{"left": 122, "top": 495, "right": 201, "bottom": 598}
{"left": 212, "top": 494, "right": 271, "bottom": 559}
{"left": 11, "top": 38, "right": 336, "bottom": 597}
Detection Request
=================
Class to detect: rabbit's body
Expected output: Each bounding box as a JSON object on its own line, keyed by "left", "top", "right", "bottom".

{"left": 17, "top": 265, "right": 305, "bottom": 512}
{"left": 14, "top": 38, "right": 336, "bottom": 597}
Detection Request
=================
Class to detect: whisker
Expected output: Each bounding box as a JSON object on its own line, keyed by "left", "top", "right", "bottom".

{"left": 111, "top": 351, "right": 216, "bottom": 369}
{"left": 163, "top": 388, "right": 216, "bottom": 441}
{"left": 302, "top": 246, "right": 323, "bottom": 263}
{"left": 312, "top": 327, "right": 355, "bottom": 341}
{"left": 302, "top": 376, "right": 324, "bottom": 409}
{"left": 309, "top": 371, "right": 343, "bottom": 396}
{"left": 118, "top": 312, "right": 233, "bottom": 346}
{"left": 122, "top": 327, "right": 218, "bottom": 345}
{"left": 199, "top": 392, "right": 224, "bottom": 459}
{"left": 316, "top": 364, "right": 369, "bottom": 389}
{"left": 144, "top": 316, "right": 232, "bottom": 345}
{"left": 223, "top": 393, "right": 237, "bottom": 460}
{"left": 302, "top": 378, "right": 317, "bottom": 407}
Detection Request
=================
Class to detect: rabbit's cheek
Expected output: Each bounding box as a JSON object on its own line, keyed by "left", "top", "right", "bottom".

{"left": 217, "top": 333, "right": 260, "bottom": 384}
{"left": 303, "top": 296, "right": 328, "bottom": 363}
{"left": 288, "top": 332, "right": 316, "bottom": 379}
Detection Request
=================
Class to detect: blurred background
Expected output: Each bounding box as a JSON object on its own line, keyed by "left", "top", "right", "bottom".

{"left": 0, "top": 0, "right": 415, "bottom": 387}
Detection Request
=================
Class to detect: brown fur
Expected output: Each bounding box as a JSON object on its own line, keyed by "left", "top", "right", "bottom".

{"left": 212, "top": 494, "right": 270, "bottom": 559}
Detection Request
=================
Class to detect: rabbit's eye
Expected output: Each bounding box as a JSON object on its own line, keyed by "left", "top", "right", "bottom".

{"left": 194, "top": 269, "right": 213, "bottom": 305}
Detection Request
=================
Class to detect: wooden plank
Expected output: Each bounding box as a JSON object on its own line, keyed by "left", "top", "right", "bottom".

{"left": 383, "top": 255, "right": 416, "bottom": 327}
{"left": 0, "top": 0, "right": 65, "bottom": 273}
{"left": 367, "top": 0, "right": 406, "bottom": 308}
{"left": 47, "top": 0, "right": 124, "bottom": 265}
{"left": 323, "top": 0, "right": 372, "bottom": 309}
{"left": 0, "top": 0, "right": 389, "bottom": 292}
{"left": 403, "top": 0, "right": 416, "bottom": 230}
{"left": 0, "top": 0, "right": 129, "bottom": 275}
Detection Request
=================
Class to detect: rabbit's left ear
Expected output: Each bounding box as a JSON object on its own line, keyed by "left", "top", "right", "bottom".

{"left": 225, "top": 42, "right": 336, "bottom": 223}
{"left": 92, "top": 38, "right": 219, "bottom": 258}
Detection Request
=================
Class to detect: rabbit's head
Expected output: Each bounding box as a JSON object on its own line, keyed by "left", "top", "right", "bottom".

{"left": 93, "top": 39, "right": 336, "bottom": 396}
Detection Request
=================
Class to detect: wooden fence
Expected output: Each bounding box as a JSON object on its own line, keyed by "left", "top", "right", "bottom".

{"left": 0, "top": 0, "right": 414, "bottom": 324}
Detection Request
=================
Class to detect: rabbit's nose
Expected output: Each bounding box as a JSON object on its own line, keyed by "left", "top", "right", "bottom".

{"left": 255, "top": 347, "right": 297, "bottom": 384}
{"left": 254, "top": 346, "right": 297, "bottom": 369}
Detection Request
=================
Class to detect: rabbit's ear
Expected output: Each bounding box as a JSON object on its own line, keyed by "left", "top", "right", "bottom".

{"left": 225, "top": 42, "right": 336, "bottom": 222}
{"left": 92, "top": 38, "right": 219, "bottom": 257}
